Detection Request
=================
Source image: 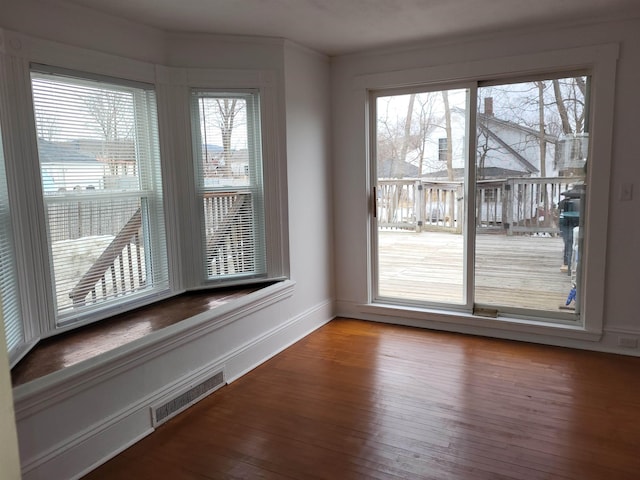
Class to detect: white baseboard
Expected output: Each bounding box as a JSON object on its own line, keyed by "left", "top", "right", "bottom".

{"left": 225, "top": 298, "right": 334, "bottom": 382}
{"left": 336, "top": 300, "right": 640, "bottom": 357}
{"left": 17, "top": 290, "right": 333, "bottom": 480}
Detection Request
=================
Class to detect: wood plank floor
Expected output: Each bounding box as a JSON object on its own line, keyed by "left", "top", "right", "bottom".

{"left": 83, "top": 318, "right": 640, "bottom": 480}
{"left": 378, "top": 231, "right": 574, "bottom": 312}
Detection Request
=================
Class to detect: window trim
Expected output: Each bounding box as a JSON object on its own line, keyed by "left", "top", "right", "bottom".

{"left": 29, "top": 67, "right": 171, "bottom": 327}
{"left": 359, "top": 43, "right": 619, "bottom": 336}
{"left": 0, "top": 29, "right": 290, "bottom": 362}
{"left": 164, "top": 67, "right": 289, "bottom": 290}
{"left": 190, "top": 88, "right": 267, "bottom": 283}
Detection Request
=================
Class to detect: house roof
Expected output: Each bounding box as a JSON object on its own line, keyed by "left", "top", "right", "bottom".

{"left": 477, "top": 122, "right": 539, "bottom": 175}
{"left": 37, "top": 139, "right": 101, "bottom": 165}
{"left": 478, "top": 112, "right": 559, "bottom": 144}
{"left": 379, "top": 158, "right": 420, "bottom": 179}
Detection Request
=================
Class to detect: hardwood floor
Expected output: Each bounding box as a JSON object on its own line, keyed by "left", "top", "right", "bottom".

{"left": 82, "top": 318, "right": 640, "bottom": 479}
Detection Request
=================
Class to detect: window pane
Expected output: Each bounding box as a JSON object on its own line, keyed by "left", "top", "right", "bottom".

{"left": 192, "top": 92, "right": 266, "bottom": 281}
{"left": 375, "top": 89, "right": 469, "bottom": 305}
{"left": 0, "top": 121, "right": 24, "bottom": 355}
{"left": 475, "top": 76, "right": 588, "bottom": 314}
{"left": 31, "top": 70, "right": 168, "bottom": 322}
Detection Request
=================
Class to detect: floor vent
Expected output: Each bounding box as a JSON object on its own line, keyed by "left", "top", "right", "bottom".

{"left": 151, "top": 369, "right": 224, "bottom": 427}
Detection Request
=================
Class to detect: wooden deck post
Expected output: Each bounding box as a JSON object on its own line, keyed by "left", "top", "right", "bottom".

{"left": 504, "top": 180, "right": 514, "bottom": 236}
{"left": 415, "top": 180, "right": 424, "bottom": 232}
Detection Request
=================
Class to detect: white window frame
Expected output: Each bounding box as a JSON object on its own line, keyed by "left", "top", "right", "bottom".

{"left": 0, "top": 105, "right": 28, "bottom": 367}
{"left": 159, "top": 67, "right": 288, "bottom": 291}
{"left": 0, "top": 29, "right": 290, "bottom": 363}
{"left": 359, "top": 44, "right": 618, "bottom": 338}
{"left": 0, "top": 31, "right": 178, "bottom": 355}
{"left": 190, "top": 89, "right": 267, "bottom": 283}
{"left": 30, "top": 66, "right": 171, "bottom": 327}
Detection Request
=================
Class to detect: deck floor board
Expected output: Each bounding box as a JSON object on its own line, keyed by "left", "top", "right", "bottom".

{"left": 378, "top": 231, "right": 574, "bottom": 312}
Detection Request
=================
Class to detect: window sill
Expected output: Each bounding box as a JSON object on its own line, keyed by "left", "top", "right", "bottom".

{"left": 358, "top": 302, "right": 602, "bottom": 343}
{"left": 12, "top": 280, "right": 295, "bottom": 410}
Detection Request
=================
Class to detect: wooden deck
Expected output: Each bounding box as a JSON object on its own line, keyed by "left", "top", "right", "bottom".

{"left": 378, "top": 230, "right": 575, "bottom": 313}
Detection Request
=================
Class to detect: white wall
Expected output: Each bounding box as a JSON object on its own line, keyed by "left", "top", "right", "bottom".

{"left": 284, "top": 41, "right": 334, "bottom": 315}
{"left": 0, "top": 0, "right": 165, "bottom": 64}
{"left": 331, "top": 18, "right": 640, "bottom": 353}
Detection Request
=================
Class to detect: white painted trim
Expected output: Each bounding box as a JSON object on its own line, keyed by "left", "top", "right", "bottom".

{"left": 69, "top": 429, "right": 153, "bottom": 480}
{"left": 605, "top": 327, "right": 640, "bottom": 336}
{"left": 1, "top": 28, "right": 157, "bottom": 84}
{"left": 0, "top": 26, "right": 292, "bottom": 353}
{"left": 336, "top": 300, "right": 640, "bottom": 357}
{"left": 354, "top": 43, "right": 619, "bottom": 89}
{"left": 22, "top": 409, "right": 154, "bottom": 480}
{"left": 17, "top": 292, "right": 333, "bottom": 480}
{"left": 21, "top": 393, "right": 155, "bottom": 474}
{"left": 13, "top": 280, "right": 295, "bottom": 416}
{"left": 225, "top": 298, "right": 334, "bottom": 382}
{"left": 354, "top": 42, "right": 618, "bottom": 337}
{"left": 359, "top": 302, "right": 600, "bottom": 340}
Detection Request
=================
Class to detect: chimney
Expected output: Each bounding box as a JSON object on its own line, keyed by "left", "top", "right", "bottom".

{"left": 484, "top": 97, "right": 494, "bottom": 116}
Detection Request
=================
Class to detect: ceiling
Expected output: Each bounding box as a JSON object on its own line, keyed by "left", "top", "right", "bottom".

{"left": 59, "top": 0, "right": 640, "bottom": 55}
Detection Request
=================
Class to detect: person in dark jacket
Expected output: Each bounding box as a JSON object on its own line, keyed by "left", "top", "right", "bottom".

{"left": 558, "top": 185, "right": 583, "bottom": 274}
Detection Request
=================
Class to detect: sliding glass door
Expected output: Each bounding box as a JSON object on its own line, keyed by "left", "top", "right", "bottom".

{"left": 372, "top": 73, "right": 589, "bottom": 320}
{"left": 373, "top": 86, "right": 472, "bottom": 307}
{"left": 473, "top": 78, "right": 588, "bottom": 316}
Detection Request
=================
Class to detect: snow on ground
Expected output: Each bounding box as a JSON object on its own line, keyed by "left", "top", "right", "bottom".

{"left": 51, "top": 235, "right": 145, "bottom": 311}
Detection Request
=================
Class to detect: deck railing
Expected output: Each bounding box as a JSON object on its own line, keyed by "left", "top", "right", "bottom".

{"left": 377, "top": 177, "right": 578, "bottom": 235}
{"left": 377, "top": 180, "right": 463, "bottom": 233}
{"left": 203, "top": 191, "right": 255, "bottom": 276}
{"left": 65, "top": 191, "right": 252, "bottom": 307}
{"left": 69, "top": 208, "right": 144, "bottom": 306}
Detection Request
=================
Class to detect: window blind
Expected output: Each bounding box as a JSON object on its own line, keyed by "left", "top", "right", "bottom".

{"left": 0, "top": 122, "right": 24, "bottom": 356}
{"left": 31, "top": 69, "right": 168, "bottom": 323}
{"left": 191, "top": 91, "right": 266, "bottom": 281}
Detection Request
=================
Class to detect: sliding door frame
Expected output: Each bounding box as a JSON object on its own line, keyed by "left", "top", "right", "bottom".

{"left": 369, "top": 81, "right": 478, "bottom": 314}
{"left": 362, "top": 43, "right": 618, "bottom": 336}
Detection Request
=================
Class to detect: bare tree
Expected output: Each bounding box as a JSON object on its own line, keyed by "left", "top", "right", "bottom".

{"left": 398, "top": 94, "right": 416, "bottom": 172}
{"left": 536, "top": 81, "right": 551, "bottom": 224}
{"left": 376, "top": 93, "right": 441, "bottom": 179}
{"left": 414, "top": 93, "right": 441, "bottom": 176}
{"left": 34, "top": 108, "right": 57, "bottom": 142}
{"left": 441, "top": 91, "right": 454, "bottom": 181}
{"left": 201, "top": 98, "right": 246, "bottom": 177}
{"left": 84, "top": 91, "right": 134, "bottom": 141}
{"left": 84, "top": 90, "right": 135, "bottom": 175}
{"left": 476, "top": 128, "right": 491, "bottom": 180}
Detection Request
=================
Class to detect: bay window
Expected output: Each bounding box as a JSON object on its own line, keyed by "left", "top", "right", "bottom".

{"left": 0, "top": 36, "right": 288, "bottom": 366}
{"left": 31, "top": 67, "right": 169, "bottom": 327}
{"left": 0, "top": 119, "right": 24, "bottom": 362}
{"left": 191, "top": 90, "right": 267, "bottom": 283}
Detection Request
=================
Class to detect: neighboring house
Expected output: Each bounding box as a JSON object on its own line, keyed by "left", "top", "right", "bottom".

{"left": 378, "top": 157, "right": 420, "bottom": 178}
{"left": 37, "top": 139, "right": 107, "bottom": 192}
{"left": 413, "top": 103, "right": 560, "bottom": 181}
{"left": 202, "top": 145, "right": 251, "bottom": 187}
